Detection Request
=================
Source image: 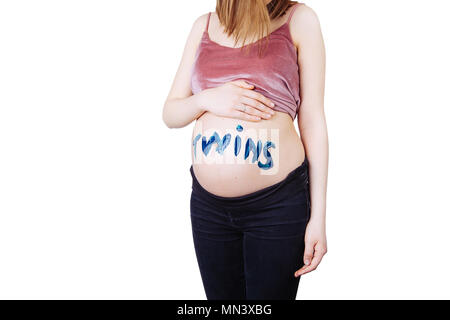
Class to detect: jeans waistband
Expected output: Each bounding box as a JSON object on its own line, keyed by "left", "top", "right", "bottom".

{"left": 190, "top": 157, "right": 309, "bottom": 207}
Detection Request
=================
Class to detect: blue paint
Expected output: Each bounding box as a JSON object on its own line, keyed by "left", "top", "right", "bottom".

{"left": 202, "top": 132, "right": 232, "bottom": 156}
{"left": 258, "top": 141, "right": 276, "bottom": 170}
{"left": 244, "top": 138, "right": 262, "bottom": 163}
{"left": 202, "top": 132, "right": 219, "bottom": 156}
{"left": 216, "top": 133, "right": 231, "bottom": 154}
{"left": 256, "top": 140, "right": 262, "bottom": 161}
{"left": 192, "top": 134, "right": 201, "bottom": 159}
{"left": 234, "top": 135, "right": 241, "bottom": 156}
{"left": 196, "top": 127, "right": 276, "bottom": 170}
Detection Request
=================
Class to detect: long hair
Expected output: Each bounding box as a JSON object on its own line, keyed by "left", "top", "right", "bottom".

{"left": 215, "top": 0, "right": 296, "bottom": 56}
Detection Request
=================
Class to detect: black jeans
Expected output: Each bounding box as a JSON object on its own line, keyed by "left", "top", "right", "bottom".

{"left": 189, "top": 158, "right": 311, "bottom": 300}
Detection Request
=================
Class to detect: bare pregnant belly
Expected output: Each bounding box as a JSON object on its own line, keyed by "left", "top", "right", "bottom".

{"left": 191, "top": 111, "right": 305, "bottom": 197}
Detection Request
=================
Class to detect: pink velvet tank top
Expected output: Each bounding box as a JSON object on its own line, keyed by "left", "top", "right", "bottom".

{"left": 191, "top": 2, "right": 302, "bottom": 121}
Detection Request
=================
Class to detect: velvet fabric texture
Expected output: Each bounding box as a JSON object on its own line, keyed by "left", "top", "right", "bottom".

{"left": 189, "top": 158, "right": 311, "bottom": 300}
{"left": 190, "top": 2, "right": 303, "bottom": 121}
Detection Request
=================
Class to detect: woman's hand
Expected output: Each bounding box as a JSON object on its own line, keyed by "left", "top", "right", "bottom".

{"left": 197, "top": 80, "right": 276, "bottom": 121}
{"left": 294, "top": 217, "right": 327, "bottom": 277}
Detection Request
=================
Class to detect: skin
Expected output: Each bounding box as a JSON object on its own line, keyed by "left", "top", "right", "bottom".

{"left": 163, "top": 1, "right": 328, "bottom": 278}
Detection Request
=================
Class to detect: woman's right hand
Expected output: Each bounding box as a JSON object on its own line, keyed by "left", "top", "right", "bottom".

{"left": 197, "top": 80, "right": 276, "bottom": 121}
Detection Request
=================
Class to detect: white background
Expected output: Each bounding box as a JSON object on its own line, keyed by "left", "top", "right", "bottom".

{"left": 0, "top": 0, "right": 449, "bottom": 299}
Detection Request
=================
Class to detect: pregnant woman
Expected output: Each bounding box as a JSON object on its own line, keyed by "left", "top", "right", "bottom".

{"left": 163, "top": 0, "right": 328, "bottom": 300}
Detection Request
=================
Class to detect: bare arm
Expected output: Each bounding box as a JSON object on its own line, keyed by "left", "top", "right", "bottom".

{"left": 291, "top": 5, "right": 328, "bottom": 277}
{"left": 162, "top": 14, "right": 208, "bottom": 129}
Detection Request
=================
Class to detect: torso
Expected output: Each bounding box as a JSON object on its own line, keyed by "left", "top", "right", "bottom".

{"left": 191, "top": 2, "right": 305, "bottom": 197}
{"left": 191, "top": 112, "right": 305, "bottom": 197}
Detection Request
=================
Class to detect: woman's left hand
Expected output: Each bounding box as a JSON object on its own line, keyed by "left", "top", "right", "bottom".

{"left": 294, "top": 217, "right": 327, "bottom": 277}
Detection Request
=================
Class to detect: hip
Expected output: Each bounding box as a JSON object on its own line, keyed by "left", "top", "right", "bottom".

{"left": 190, "top": 157, "right": 311, "bottom": 238}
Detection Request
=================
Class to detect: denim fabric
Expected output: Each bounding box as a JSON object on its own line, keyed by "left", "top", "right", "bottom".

{"left": 189, "top": 158, "right": 311, "bottom": 300}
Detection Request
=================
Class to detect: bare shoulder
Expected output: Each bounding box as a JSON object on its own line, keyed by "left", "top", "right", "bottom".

{"left": 188, "top": 12, "right": 209, "bottom": 39}
{"left": 291, "top": 3, "right": 321, "bottom": 28}
{"left": 289, "top": 3, "right": 323, "bottom": 45}
{"left": 180, "top": 12, "right": 209, "bottom": 57}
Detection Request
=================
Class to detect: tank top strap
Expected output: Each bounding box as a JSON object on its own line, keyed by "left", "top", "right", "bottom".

{"left": 205, "top": 12, "right": 211, "bottom": 32}
{"left": 287, "top": 2, "right": 303, "bottom": 24}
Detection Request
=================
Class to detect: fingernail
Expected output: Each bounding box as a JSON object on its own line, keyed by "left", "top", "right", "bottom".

{"left": 266, "top": 113, "right": 271, "bottom": 118}
{"left": 305, "top": 260, "right": 310, "bottom": 266}
{"left": 271, "top": 102, "right": 275, "bottom": 107}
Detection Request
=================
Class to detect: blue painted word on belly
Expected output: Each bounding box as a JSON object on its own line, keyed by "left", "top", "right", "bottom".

{"left": 192, "top": 125, "right": 276, "bottom": 170}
